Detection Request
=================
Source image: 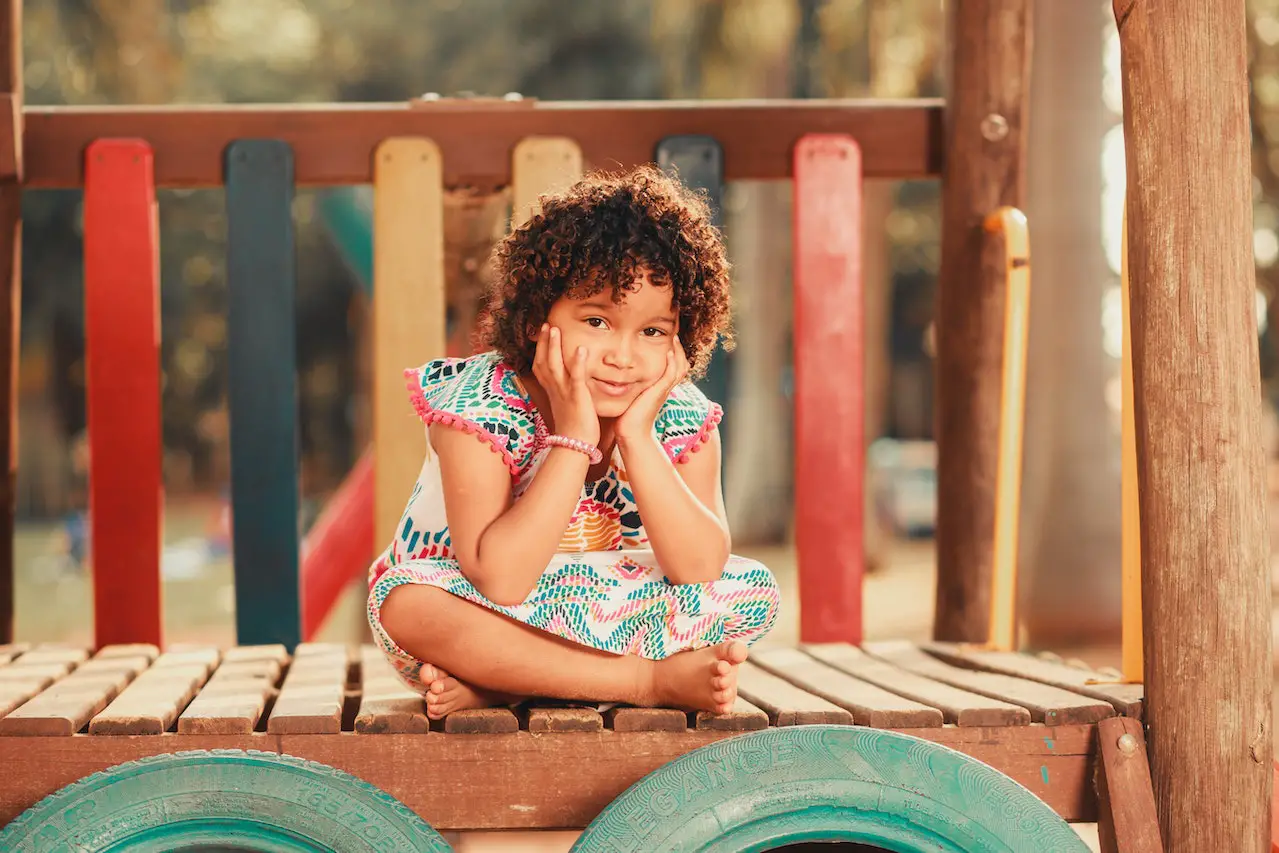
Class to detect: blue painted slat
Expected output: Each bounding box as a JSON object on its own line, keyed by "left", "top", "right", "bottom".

{"left": 656, "top": 135, "right": 731, "bottom": 451}
{"left": 225, "top": 139, "right": 301, "bottom": 648}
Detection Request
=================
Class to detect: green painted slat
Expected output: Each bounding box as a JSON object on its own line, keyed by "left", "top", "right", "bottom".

{"left": 225, "top": 139, "right": 301, "bottom": 648}
{"left": 656, "top": 135, "right": 732, "bottom": 453}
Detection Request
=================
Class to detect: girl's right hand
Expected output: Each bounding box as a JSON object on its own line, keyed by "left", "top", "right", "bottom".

{"left": 533, "top": 324, "right": 600, "bottom": 446}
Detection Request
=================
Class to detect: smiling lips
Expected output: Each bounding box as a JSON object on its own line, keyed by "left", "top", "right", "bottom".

{"left": 593, "top": 378, "right": 633, "bottom": 397}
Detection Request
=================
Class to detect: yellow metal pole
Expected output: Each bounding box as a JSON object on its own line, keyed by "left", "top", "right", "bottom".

{"left": 984, "top": 206, "right": 1031, "bottom": 651}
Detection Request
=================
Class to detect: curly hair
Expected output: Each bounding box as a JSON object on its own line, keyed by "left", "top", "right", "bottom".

{"left": 475, "top": 164, "right": 733, "bottom": 379}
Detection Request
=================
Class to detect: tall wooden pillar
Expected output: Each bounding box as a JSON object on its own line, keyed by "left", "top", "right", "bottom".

{"left": 933, "top": 0, "right": 1032, "bottom": 641}
{"left": 1115, "top": 0, "right": 1272, "bottom": 848}
{"left": 0, "top": 0, "right": 21, "bottom": 644}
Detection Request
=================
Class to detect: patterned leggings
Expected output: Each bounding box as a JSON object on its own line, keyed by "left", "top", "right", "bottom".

{"left": 367, "top": 549, "right": 780, "bottom": 695}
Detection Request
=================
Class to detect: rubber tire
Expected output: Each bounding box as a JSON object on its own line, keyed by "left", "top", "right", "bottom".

{"left": 570, "top": 725, "right": 1092, "bottom": 853}
{"left": 0, "top": 749, "right": 452, "bottom": 852}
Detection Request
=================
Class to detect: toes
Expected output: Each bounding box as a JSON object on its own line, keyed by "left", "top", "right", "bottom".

{"left": 717, "top": 640, "right": 748, "bottom": 665}
{"left": 711, "top": 659, "right": 730, "bottom": 677}
{"left": 712, "top": 674, "right": 730, "bottom": 690}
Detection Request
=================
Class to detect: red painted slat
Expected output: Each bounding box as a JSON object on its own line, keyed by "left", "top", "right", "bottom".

{"left": 83, "top": 138, "right": 163, "bottom": 648}
{"left": 792, "top": 134, "right": 864, "bottom": 643}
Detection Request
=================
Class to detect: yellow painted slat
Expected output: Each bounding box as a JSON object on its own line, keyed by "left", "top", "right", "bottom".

{"left": 373, "top": 138, "right": 446, "bottom": 552}
{"left": 511, "top": 137, "right": 584, "bottom": 229}
{"left": 1120, "top": 204, "right": 1143, "bottom": 684}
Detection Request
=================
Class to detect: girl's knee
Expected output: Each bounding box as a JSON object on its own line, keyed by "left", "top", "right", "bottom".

{"left": 377, "top": 584, "right": 441, "bottom": 648}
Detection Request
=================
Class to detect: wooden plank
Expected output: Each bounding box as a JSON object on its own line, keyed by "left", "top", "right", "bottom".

{"left": 933, "top": 0, "right": 1032, "bottom": 643}
{"left": 443, "top": 708, "right": 520, "bottom": 734}
{"left": 524, "top": 702, "right": 604, "bottom": 734}
{"left": 225, "top": 138, "right": 302, "bottom": 648}
{"left": 752, "top": 647, "right": 944, "bottom": 728}
{"left": 83, "top": 138, "right": 163, "bottom": 649}
{"left": 10, "top": 645, "right": 87, "bottom": 668}
{"left": 0, "top": 0, "right": 17, "bottom": 646}
{"left": 656, "top": 134, "right": 732, "bottom": 452}
{"left": 355, "top": 648, "right": 427, "bottom": 734}
{"left": 88, "top": 663, "right": 211, "bottom": 735}
{"left": 734, "top": 661, "right": 852, "bottom": 727}
{"left": 0, "top": 662, "right": 136, "bottom": 735}
{"left": 24, "top": 100, "right": 945, "bottom": 189}
{"left": 93, "top": 644, "right": 159, "bottom": 663}
{"left": 1095, "top": 716, "right": 1162, "bottom": 853}
{"left": 372, "top": 138, "right": 446, "bottom": 559}
{"left": 0, "top": 678, "right": 46, "bottom": 717}
{"left": 265, "top": 643, "right": 345, "bottom": 734}
{"left": 922, "top": 641, "right": 1144, "bottom": 718}
{"left": 803, "top": 643, "right": 1030, "bottom": 726}
{"left": 862, "top": 640, "right": 1113, "bottom": 725}
{"left": 603, "top": 707, "right": 687, "bottom": 732}
{"left": 693, "top": 696, "right": 769, "bottom": 732}
{"left": 511, "top": 136, "right": 583, "bottom": 227}
{"left": 0, "top": 724, "right": 1099, "bottom": 829}
{"left": 792, "top": 134, "right": 863, "bottom": 643}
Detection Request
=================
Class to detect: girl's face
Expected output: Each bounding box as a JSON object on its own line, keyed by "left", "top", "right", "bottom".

{"left": 539, "top": 271, "right": 679, "bottom": 418}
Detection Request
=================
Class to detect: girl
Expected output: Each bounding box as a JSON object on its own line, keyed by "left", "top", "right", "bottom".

{"left": 369, "top": 166, "right": 780, "bottom": 718}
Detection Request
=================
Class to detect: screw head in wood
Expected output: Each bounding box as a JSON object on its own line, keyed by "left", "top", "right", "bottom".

{"left": 981, "top": 113, "right": 1010, "bottom": 142}
{"left": 1117, "top": 733, "right": 1138, "bottom": 755}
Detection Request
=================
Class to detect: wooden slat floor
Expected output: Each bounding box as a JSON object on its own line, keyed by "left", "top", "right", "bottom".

{"left": 0, "top": 639, "right": 1144, "bottom": 831}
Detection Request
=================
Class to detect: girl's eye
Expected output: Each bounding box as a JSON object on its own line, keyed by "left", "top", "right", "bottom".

{"left": 643, "top": 328, "right": 667, "bottom": 337}
{"left": 585, "top": 317, "right": 606, "bottom": 328}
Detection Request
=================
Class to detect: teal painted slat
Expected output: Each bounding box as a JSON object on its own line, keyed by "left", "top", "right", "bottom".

{"left": 225, "top": 139, "right": 301, "bottom": 648}
{"left": 656, "top": 135, "right": 731, "bottom": 451}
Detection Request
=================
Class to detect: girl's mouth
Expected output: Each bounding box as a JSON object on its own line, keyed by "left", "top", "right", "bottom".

{"left": 594, "top": 378, "right": 633, "bottom": 397}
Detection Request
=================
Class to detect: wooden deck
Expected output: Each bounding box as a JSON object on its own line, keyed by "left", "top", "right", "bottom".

{"left": 0, "top": 639, "right": 1143, "bottom": 832}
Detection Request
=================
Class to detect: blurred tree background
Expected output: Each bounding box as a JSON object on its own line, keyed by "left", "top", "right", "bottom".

{"left": 21, "top": 0, "right": 1279, "bottom": 649}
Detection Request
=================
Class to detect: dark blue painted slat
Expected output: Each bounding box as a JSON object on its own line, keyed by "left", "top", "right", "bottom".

{"left": 224, "top": 139, "right": 301, "bottom": 648}
{"left": 656, "top": 135, "right": 731, "bottom": 451}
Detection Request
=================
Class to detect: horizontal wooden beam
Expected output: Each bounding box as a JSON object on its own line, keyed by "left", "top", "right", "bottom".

{"left": 21, "top": 98, "right": 944, "bottom": 189}
{"left": 0, "top": 724, "right": 1096, "bottom": 830}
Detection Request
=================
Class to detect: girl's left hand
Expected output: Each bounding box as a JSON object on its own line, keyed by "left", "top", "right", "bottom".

{"left": 615, "top": 338, "right": 690, "bottom": 443}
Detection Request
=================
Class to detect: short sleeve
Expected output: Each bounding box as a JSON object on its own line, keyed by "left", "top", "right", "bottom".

{"left": 657, "top": 381, "right": 724, "bottom": 464}
{"left": 404, "top": 352, "right": 538, "bottom": 475}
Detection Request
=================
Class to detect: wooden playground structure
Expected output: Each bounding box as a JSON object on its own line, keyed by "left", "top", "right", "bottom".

{"left": 0, "top": 0, "right": 1271, "bottom": 850}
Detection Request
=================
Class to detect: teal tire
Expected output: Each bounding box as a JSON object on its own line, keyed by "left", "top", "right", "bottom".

{"left": 570, "top": 725, "right": 1091, "bottom": 853}
{"left": 0, "top": 749, "right": 451, "bottom": 852}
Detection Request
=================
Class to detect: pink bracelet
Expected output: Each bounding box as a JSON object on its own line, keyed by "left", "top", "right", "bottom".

{"left": 545, "top": 434, "right": 603, "bottom": 464}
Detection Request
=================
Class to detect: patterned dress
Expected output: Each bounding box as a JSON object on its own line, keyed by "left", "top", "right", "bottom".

{"left": 366, "top": 351, "right": 780, "bottom": 694}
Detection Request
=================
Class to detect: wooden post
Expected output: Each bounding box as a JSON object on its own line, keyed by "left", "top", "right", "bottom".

{"left": 0, "top": 0, "right": 20, "bottom": 644}
{"left": 933, "top": 0, "right": 1032, "bottom": 642}
{"left": 1115, "top": 0, "right": 1273, "bottom": 848}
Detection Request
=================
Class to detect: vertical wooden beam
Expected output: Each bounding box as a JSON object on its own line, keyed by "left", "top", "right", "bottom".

{"left": 933, "top": 0, "right": 1032, "bottom": 642}
{"left": 1114, "top": 0, "right": 1273, "bottom": 849}
{"left": 0, "top": 0, "right": 20, "bottom": 644}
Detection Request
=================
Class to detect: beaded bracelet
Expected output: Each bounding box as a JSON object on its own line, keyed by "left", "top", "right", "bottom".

{"left": 545, "top": 434, "right": 603, "bottom": 464}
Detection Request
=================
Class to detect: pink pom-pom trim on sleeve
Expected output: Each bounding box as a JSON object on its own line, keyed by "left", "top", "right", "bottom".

{"left": 671, "top": 403, "right": 724, "bottom": 464}
{"left": 405, "top": 369, "right": 520, "bottom": 476}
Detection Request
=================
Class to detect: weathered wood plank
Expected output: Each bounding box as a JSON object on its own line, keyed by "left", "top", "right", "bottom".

{"left": 176, "top": 652, "right": 275, "bottom": 735}
{"left": 923, "top": 641, "right": 1144, "bottom": 718}
{"left": 1095, "top": 716, "right": 1162, "bottom": 853}
{"left": 603, "top": 707, "right": 688, "bottom": 733}
{"left": 803, "top": 643, "right": 1030, "bottom": 726}
{"left": 355, "top": 648, "right": 427, "bottom": 735}
{"left": 863, "top": 640, "right": 1114, "bottom": 725}
{"left": 734, "top": 661, "right": 853, "bottom": 727}
{"left": 0, "top": 724, "right": 1099, "bottom": 829}
{"left": 265, "top": 643, "right": 346, "bottom": 734}
{"left": 693, "top": 696, "right": 769, "bottom": 732}
{"left": 752, "top": 647, "right": 944, "bottom": 728}
{"left": 524, "top": 702, "right": 604, "bottom": 734}
{"left": 88, "top": 663, "right": 210, "bottom": 735}
{"left": 0, "top": 662, "right": 137, "bottom": 736}
{"left": 24, "top": 100, "right": 946, "bottom": 189}
{"left": 444, "top": 708, "right": 519, "bottom": 734}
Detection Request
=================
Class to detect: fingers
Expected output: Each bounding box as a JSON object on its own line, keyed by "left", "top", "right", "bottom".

{"left": 673, "top": 336, "right": 690, "bottom": 384}
{"left": 568, "top": 345, "right": 590, "bottom": 387}
{"left": 547, "top": 326, "right": 567, "bottom": 386}
{"left": 532, "top": 324, "right": 548, "bottom": 379}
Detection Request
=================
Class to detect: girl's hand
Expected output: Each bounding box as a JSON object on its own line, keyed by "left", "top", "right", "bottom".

{"left": 533, "top": 324, "right": 600, "bottom": 445}
{"left": 615, "top": 337, "right": 690, "bottom": 444}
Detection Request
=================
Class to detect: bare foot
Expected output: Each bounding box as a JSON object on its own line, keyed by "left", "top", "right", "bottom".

{"left": 424, "top": 669, "right": 521, "bottom": 720}
{"left": 646, "top": 640, "right": 748, "bottom": 715}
